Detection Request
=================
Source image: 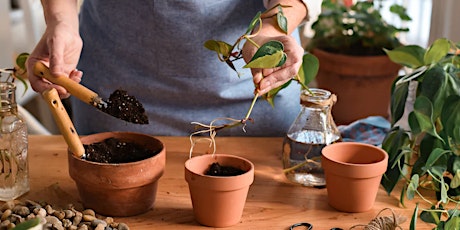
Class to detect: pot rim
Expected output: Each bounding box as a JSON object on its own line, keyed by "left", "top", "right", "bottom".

{"left": 322, "top": 142, "right": 388, "bottom": 178}
{"left": 70, "top": 131, "right": 165, "bottom": 166}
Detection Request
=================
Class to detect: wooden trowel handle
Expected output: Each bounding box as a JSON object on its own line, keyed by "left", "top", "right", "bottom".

{"left": 43, "top": 88, "right": 85, "bottom": 158}
{"left": 33, "top": 62, "right": 102, "bottom": 107}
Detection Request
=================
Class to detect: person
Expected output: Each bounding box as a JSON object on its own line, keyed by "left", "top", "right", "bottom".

{"left": 27, "top": 0, "right": 320, "bottom": 136}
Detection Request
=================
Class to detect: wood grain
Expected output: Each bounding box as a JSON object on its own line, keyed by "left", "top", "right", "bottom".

{"left": 25, "top": 136, "right": 437, "bottom": 229}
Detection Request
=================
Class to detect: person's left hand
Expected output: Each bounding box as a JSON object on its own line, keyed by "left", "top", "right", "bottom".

{"left": 242, "top": 34, "right": 304, "bottom": 95}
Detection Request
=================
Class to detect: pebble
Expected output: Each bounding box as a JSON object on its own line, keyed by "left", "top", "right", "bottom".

{"left": 0, "top": 200, "right": 130, "bottom": 230}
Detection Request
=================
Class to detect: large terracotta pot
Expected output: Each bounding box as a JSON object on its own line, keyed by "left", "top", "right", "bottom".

{"left": 321, "top": 142, "right": 388, "bottom": 213}
{"left": 68, "top": 132, "right": 166, "bottom": 217}
{"left": 185, "top": 154, "right": 254, "bottom": 227}
{"left": 312, "top": 49, "right": 401, "bottom": 125}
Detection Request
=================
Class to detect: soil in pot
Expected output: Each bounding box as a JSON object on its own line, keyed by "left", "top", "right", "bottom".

{"left": 206, "top": 162, "right": 246, "bottom": 176}
{"left": 82, "top": 137, "right": 159, "bottom": 163}
{"left": 99, "top": 89, "right": 149, "bottom": 125}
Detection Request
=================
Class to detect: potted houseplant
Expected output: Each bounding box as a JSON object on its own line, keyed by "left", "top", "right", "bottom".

{"left": 381, "top": 38, "right": 460, "bottom": 229}
{"left": 306, "top": 0, "right": 411, "bottom": 125}
{"left": 186, "top": 3, "right": 319, "bottom": 227}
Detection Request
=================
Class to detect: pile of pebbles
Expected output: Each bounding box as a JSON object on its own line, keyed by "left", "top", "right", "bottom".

{"left": 0, "top": 200, "right": 130, "bottom": 230}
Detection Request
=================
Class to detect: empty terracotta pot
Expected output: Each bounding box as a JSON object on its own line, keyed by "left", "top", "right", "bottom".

{"left": 185, "top": 154, "right": 254, "bottom": 227}
{"left": 68, "top": 132, "right": 166, "bottom": 216}
{"left": 321, "top": 142, "right": 388, "bottom": 213}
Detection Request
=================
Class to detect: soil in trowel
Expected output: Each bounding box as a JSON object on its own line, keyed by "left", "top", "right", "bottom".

{"left": 100, "top": 89, "right": 149, "bottom": 124}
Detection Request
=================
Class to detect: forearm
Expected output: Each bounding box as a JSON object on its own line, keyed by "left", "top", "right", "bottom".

{"left": 41, "top": 0, "right": 79, "bottom": 29}
{"left": 261, "top": 0, "right": 308, "bottom": 35}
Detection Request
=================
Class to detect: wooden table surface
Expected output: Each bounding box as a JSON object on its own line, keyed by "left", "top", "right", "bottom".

{"left": 25, "top": 135, "right": 436, "bottom": 229}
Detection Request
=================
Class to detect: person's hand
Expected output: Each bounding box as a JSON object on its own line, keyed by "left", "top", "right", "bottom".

{"left": 26, "top": 20, "right": 83, "bottom": 98}
{"left": 243, "top": 34, "right": 304, "bottom": 96}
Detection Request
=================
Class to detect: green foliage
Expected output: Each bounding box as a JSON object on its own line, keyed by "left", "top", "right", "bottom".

{"left": 204, "top": 3, "right": 318, "bottom": 108}
{"left": 382, "top": 38, "right": 460, "bottom": 228}
{"left": 308, "top": 0, "right": 411, "bottom": 56}
{"left": 0, "top": 53, "right": 29, "bottom": 94}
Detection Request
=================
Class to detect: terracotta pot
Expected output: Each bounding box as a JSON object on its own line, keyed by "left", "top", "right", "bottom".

{"left": 185, "top": 154, "right": 254, "bottom": 227}
{"left": 68, "top": 132, "right": 166, "bottom": 217}
{"left": 321, "top": 142, "right": 388, "bottom": 213}
{"left": 312, "top": 49, "right": 401, "bottom": 125}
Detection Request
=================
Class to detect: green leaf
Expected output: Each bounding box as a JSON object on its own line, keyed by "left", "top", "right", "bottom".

{"left": 244, "top": 41, "right": 286, "bottom": 68}
{"left": 263, "top": 81, "right": 291, "bottom": 107}
{"left": 204, "top": 40, "right": 233, "bottom": 57}
{"left": 245, "top": 11, "right": 262, "bottom": 35}
{"left": 384, "top": 45, "right": 425, "bottom": 68}
{"left": 276, "top": 6, "right": 288, "bottom": 34}
{"left": 419, "top": 66, "right": 447, "bottom": 118}
{"left": 420, "top": 205, "right": 442, "bottom": 224}
{"left": 445, "top": 216, "right": 460, "bottom": 230}
{"left": 381, "top": 127, "right": 409, "bottom": 194}
{"left": 13, "top": 218, "right": 41, "bottom": 230}
{"left": 389, "top": 4, "right": 412, "bottom": 21}
{"left": 425, "top": 148, "right": 449, "bottom": 171}
{"left": 424, "top": 38, "right": 450, "bottom": 65}
{"left": 410, "top": 203, "right": 419, "bottom": 230}
{"left": 440, "top": 176, "right": 448, "bottom": 203}
{"left": 412, "top": 96, "right": 443, "bottom": 140}
{"left": 441, "top": 95, "right": 460, "bottom": 149}
{"left": 390, "top": 76, "right": 409, "bottom": 125}
{"left": 408, "top": 112, "right": 421, "bottom": 136}
{"left": 297, "top": 53, "right": 319, "bottom": 88}
{"left": 406, "top": 174, "right": 419, "bottom": 200}
{"left": 15, "top": 53, "right": 29, "bottom": 70}
{"left": 451, "top": 170, "right": 460, "bottom": 189}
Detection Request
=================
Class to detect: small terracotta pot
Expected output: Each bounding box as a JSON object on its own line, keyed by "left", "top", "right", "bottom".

{"left": 68, "top": 132, "right": 166, "bottom": 217}
{"left": 321, "top": 142, "right": 388, "bottom": 213}
{"left": 185, "top": 154, "right": 254, "bottom": 227}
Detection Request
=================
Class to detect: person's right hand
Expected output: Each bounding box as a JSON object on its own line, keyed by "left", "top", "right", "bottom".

{"left": 26, "top": 20, "right": 83, "bottom": 98}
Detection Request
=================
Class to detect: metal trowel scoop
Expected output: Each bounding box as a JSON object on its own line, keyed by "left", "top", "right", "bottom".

{"left": 33, "top": 62, "right": 149, "bottom": 124}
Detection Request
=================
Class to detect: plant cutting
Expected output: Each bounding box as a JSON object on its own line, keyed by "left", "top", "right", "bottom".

{"left": 381, "top": 38, "right": 460, "bottom": 229}
{"left": 306, "top": 0, "right": 411, "bottom": 125}
{"left": 191, "top": 3, "right": 318, "bottom": 154}
{"left": 186, "top": 4, "right": 318, "bottom": 227}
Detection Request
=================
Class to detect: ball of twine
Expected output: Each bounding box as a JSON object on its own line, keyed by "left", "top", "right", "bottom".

{"left": 350, "top": 208, "right": 406, "bottom": 230}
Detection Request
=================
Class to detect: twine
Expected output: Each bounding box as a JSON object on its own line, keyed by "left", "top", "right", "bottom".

{"left": 350, "top": 208, "right": 406, "bottom": 230}
{"left": 300, "top": 94, "right": 337, "bottom": 108}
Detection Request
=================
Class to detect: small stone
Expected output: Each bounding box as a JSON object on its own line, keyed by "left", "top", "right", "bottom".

{"left": 82, "top": 209, "right": 95, "bottom": 217}
{"left": 64, "top": 209, "right": 75, "bottom": 219}
{"left": 62, "top": 218, "right": 72, "bottom": 228}
{"left": 1, "top": 209, "right": 12, "bottom": 221}
{"left": 53, "top": 210, "right": 66, "bottom": 220}
{"left": 118, "top": 222, "right": 130, "bottom": 230}
{"left": 72, "top": 214, "right": 82, "bottom": 226}
{"left": 13, "top": 205, "right": 30, "bottom": 216}
{"left": 83, "top": 214, "right": 96, "bottom": 222}
{"left": 1, "top": 201, "right": 15, "bottom": 211}
{"left": 77, "top": 224, "right": 89, "bottom": 230}
{"left": 92, "top": 219, "right": 107, "bottom": 227}
{"left": 45, "top": 205, "right": 54, "bottom": 215}
{"left": 104, "top": 217, "right": 114, "bottom": 225}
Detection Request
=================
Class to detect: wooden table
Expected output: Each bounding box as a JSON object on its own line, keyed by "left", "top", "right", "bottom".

{"left": 26, "top": 135, "right": 436, "bottom": 229}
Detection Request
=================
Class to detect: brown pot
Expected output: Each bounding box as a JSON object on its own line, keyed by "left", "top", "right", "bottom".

{"left": 312, "top": 49, "right": 401, "bottom": 125}
{"left": 68, "top": 132, "right": 166, "bottom": 217}
{"left": 185, "top": 154, "right": 254, "bottom": 227}
{"left": 321, "top": 142, "right": 388, "bottom": 213}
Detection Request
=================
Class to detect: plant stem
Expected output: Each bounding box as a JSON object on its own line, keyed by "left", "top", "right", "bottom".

{"left": 244, "top": 93, "right": 259, "bottom": 120}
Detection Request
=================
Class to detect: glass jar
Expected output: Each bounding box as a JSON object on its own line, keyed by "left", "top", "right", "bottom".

{"left": 282, "top": 88, "right": 341, "bottom": 187}
{"left": 0, "top": 82, "right": 29, "bottom": 200}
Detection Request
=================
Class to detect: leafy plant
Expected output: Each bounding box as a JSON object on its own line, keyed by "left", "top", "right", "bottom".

{"left": 381, "top": 38, "right": 460, "bottom": 229}
{"left": 190, "top": 4, "right": 319, "bottom": 155}
{"left": 0, "top": 53, "right": 29, "bottom": 91}
{"left": 308, "top": 0, "right": 411, "bottom": 56}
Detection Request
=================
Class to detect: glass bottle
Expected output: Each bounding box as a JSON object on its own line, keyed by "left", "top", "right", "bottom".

{"left": 0, "top": 82, "right": 29, "bottom": 200}
{"left": 282, "top": 88, "right": 341, "bottom": 187}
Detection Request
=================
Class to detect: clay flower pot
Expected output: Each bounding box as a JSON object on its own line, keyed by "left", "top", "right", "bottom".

{"left": 68, "top": 132, "right": 166, "bottom": 217}
{"left": 185, "top": 154, "right": 254, "bottom": 227}
{"left": 321, "top": 142, "right": 388, "bottom": 213}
